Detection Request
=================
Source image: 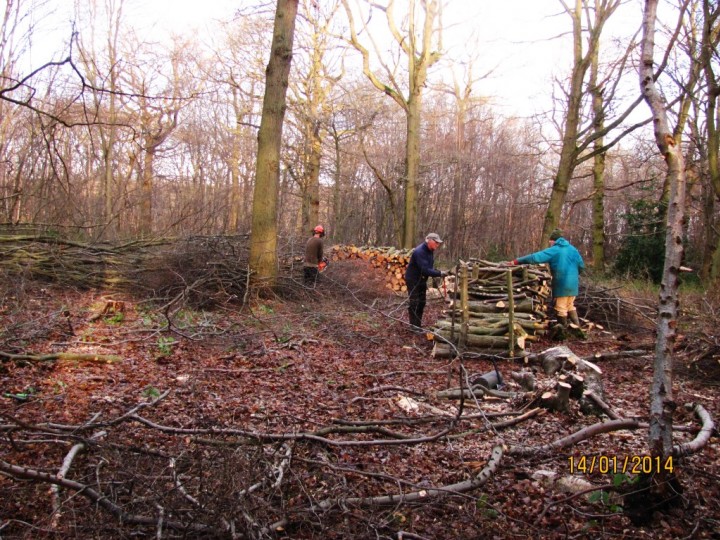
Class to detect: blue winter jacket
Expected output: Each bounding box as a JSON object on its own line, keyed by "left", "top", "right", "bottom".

{"left": 405, "top": 242, "right": 442, "bottom": 284}
{"left": 516, "top": 237, "right": 585, "bottom": 297}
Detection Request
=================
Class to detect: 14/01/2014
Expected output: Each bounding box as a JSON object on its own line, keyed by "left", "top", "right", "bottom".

{"left": 568, "top": 454, "right": 674, "bottom": 475}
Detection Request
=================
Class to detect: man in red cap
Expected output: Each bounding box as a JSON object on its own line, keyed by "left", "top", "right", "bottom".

{"left": 304, "top": 225, "right": 325, "bottom": 286}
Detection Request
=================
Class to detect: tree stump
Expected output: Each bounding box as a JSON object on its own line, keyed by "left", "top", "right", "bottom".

{"left": 471, "top": 370, "right": 503, "bottom": 390}
{"left": 537, "top": 345, "right": 606, "bottom": 415}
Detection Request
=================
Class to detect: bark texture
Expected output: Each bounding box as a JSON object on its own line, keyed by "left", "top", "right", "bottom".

{"left": 249, "top": 0, "right": 300, "bottom": 285}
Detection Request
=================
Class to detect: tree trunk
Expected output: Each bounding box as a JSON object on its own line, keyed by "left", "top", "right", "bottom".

{"left": 249, "top": 0, "right": 299, "bottom": 286}
{"left": 403, "top": 92, "right": 421, "bottom": 248}
{"left": 301, "top": 120, "right": 322, "bottom": 235}
{"left": 540, "top": 0, "right": 621, "bottom": 246}
{"left": 228, "top": 88, "right": 243, "bottom": 233}
{"left": 139, "top": 147, "right": 154, "bottom": 238}
{"left": 640, "top": 0, "right": 687, "bottom": 476}
{"left": 541, "top": 0, "right": 585, "bottom": 244}
{"left": 590, "top": 25, "right": 606, "bottom": 271}
{"left": 701, "top": 0, "right": 720, "bottom": 280}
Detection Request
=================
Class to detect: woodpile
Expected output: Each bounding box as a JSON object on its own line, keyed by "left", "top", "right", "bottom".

{"left": 330, "top": 245, "right": 413, "bottom": 292}
{"left": 431, "top": 259, "right": 553, "bottom": 358}
{"left": 328, "top": 248, "right": 555, "bottom": 357}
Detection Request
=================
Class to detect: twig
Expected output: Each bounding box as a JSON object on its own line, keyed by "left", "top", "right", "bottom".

{"left": 51, "top": 431, "right": 107, "bottom": 528}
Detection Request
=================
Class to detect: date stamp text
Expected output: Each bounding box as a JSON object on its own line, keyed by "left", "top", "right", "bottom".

{"left": 568, "top": 455, "right": 674, "bottom": 475}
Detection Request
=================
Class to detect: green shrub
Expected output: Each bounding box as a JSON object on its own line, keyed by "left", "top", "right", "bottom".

{"left": 614, "top": 199, "right": 666, "bottom": 283}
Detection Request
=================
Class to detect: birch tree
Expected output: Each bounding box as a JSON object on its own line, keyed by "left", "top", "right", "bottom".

{"left": 640, "top": 0, "right": 687, "bottom": 486}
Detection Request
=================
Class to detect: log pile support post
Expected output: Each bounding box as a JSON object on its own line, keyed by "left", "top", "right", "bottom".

{"left": 506, "top": 269, "right": 515, "bottom": 358}
{"left": 460, "top": 263, "right": 469, "bottom": 349}
{"left": 450, "top": 262, "right": 460, "bottom": 343}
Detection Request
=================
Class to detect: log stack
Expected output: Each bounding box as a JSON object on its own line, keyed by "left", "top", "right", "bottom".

{"left": 431, "top": 259, "right": 552, "bottom": 358}
{"left": 330, "top": 245, "right": 413, "bottom": 292}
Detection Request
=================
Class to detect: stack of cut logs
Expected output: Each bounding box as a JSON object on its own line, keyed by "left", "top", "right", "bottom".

{"left": 330, "top": 245, "right": 412, "bottom": 292}
{"left": 431, "top": 259, "right": 552, "bottom": 358}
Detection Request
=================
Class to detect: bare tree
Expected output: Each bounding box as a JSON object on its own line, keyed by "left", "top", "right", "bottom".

{"left": 541, "top": 0, "right": 646, "bottom": 247}
{"left": 640, "top": 0, "right": 687, "bottom": 490}
{"left": 287, "top": 0, "right": 343, "bottom": 236}
{"left": 249, "top": 0, "right": 300, "bottom": 285}
{"left": 208, "top": 13, "right": 270, "bottom": 234}
{"left": 341, "top": 0, "right": 443, "bottom": 248}
{"left": 0, "top": 0, "right": 51, "bottom": 224}
{"left": 699, "top": 0, "right": 720, "bottom": 280}
{"left": 123, "top": 44, "right": 187, "bottom": 237}
{"left": 74, "top": 0, "right": 127, "bottom": 240}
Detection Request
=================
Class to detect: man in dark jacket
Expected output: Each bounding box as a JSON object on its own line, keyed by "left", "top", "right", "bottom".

{"left": 508, "top": 229, "right": 584, "bottom": 328}
{"left": 304, "top": 225, "right": 325, "bottom": 286}
{"left": 405, "top": 233, "right": 447, "bottom": 331}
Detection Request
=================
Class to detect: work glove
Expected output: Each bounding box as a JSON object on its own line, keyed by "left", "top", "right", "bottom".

{"left": 440, "top": 271, "right": 448, "bottom": 278}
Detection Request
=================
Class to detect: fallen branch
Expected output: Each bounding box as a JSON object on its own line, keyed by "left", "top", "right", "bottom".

{"left": 436, "top": 385, "right": 520, "bottom": 400}
{"left": 131, "top": 414, "right": 453, "bottom": 447}
{"left": 0, "top": 351, "right": 122, "bottom": 364}
{"left": 51, "top": 431, "right": 107, "bottom": 527}
{"left": 507, "top": 418, "right": 640, "bottom": 457}
{"left": 581, "top": 349, "right": 651, "bottom": 362}
{"left": 673, "top": 403, "right": 715, "bottom": 457}
{"left": 584, "top": 390, "right": 621, "bottom": 420}
{"left": 313, "top": 444, "right": 504, "bottom": 509}
{"left": 449, "top": 408, "right": 544, "bottom": 440}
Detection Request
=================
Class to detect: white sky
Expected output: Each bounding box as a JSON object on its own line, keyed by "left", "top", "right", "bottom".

{"left": 29, "top": 0, "right": 649, "bottom": 118}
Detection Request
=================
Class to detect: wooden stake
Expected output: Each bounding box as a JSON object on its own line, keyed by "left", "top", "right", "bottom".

{"left": 507, "top": 269, "right": 514, "bottom": 358}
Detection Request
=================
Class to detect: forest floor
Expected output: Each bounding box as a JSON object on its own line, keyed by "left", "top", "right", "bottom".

{"left": 1, "top": 258, "right": 719, "bottom": 539}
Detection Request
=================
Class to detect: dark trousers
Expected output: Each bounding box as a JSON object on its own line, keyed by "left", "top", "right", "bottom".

{"left": 407, "top": 279, "right": 427, "bottom": 328}
{"left": 304, "top": 266, "right": 319, "bottom": 286}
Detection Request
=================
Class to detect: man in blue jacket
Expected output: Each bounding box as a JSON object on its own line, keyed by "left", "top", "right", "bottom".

{"left": 405, "top": 233, "right": 447, "bottom": 332}
{"left": 508, "top": 229, "right": 584, "bottom": 328}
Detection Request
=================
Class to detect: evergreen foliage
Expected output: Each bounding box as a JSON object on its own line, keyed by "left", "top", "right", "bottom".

{"left": 614, "top": 199, "right": 667, "bottom": 283}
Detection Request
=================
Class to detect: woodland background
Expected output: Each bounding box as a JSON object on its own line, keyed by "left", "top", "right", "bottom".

{"left": 0, "top": 0, "right": 717, "bottom": 279}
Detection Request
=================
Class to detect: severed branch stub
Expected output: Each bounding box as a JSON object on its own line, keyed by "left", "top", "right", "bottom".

{"left": 541, "top": 381, "right": 572, "bottom": 412}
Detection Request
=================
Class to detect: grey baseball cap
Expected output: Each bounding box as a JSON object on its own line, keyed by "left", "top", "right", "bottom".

{"left": 425, "top": 233, "right": 444, "bottom": 243}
